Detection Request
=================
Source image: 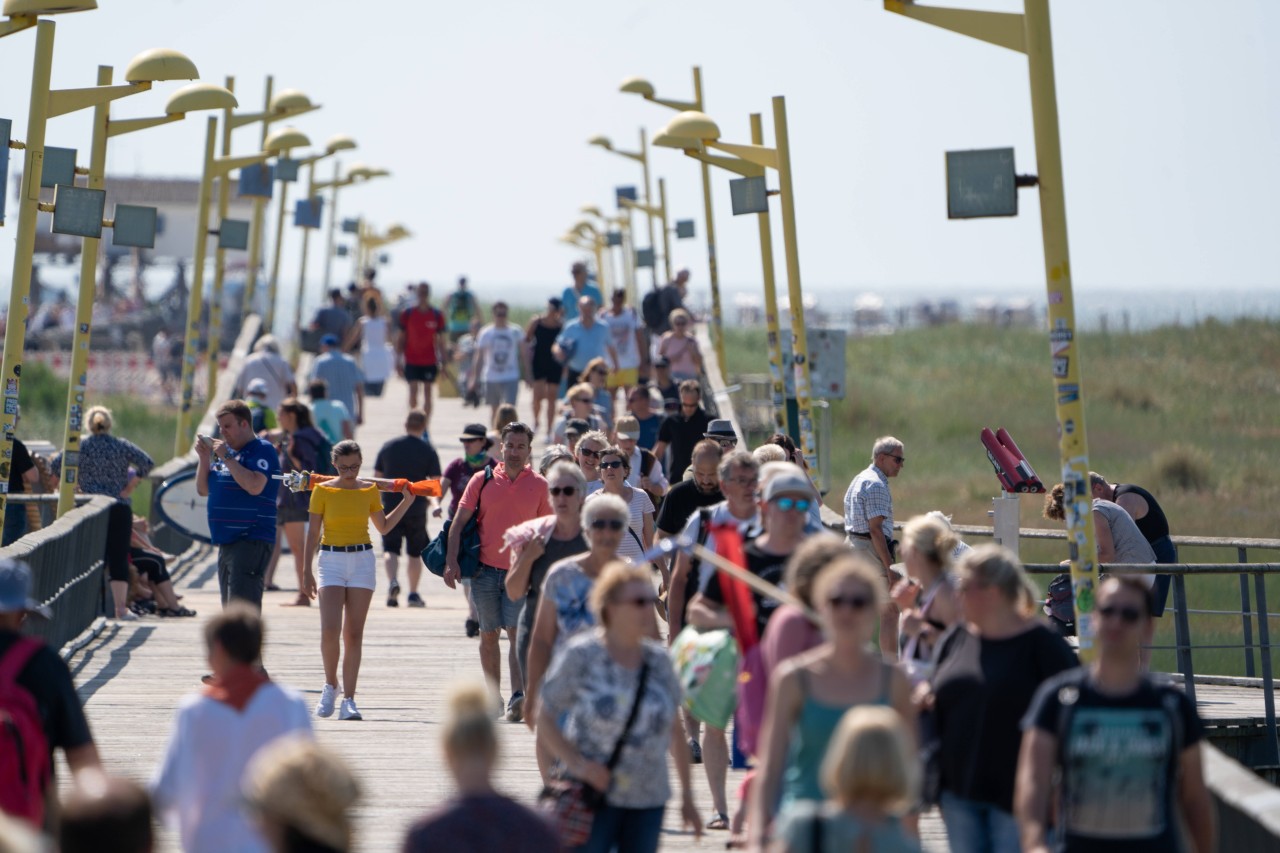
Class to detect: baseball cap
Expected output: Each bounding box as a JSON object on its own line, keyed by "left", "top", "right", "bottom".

{"left": 320, "top": 334, "right": 340, "bottom": 347}
{"left": 0, "top": 558, "right": 52, "bottom": 620}
{"left": 615, "top": 416, "right": 640, "bottom": 441}
{"left": 246, "top": 378, "right": 269, "bottom": 397}
{"left": 565, "top": 418, "right": 590, "bottom": 437}
{"left": 763, "top": 465, "right": 816, "bottom": 503}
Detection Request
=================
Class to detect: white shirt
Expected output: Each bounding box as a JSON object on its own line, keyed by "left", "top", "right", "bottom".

{"left": 605, "top": 307, "right": 641, "bottom": 370}
{"left": 152, "top": 683, "right": 312, "bottom": 853}
{"left": 625, "top": 447, "right": 668, "bottom": 495}
{"left": 475, "top": 324, "right": 525, "bottom": 383}
{"left": 235, "top": 352, "right": 295, "bottom": 411}
{"left": 678, "top": 501, "right": 760, "bottom": 594}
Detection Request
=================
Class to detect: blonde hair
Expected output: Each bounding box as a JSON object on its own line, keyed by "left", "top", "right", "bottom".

{"left": 901, "top": 514, "right": 960, "bottom": 569}
{"left": 242, "top": 737, "right": 359, "bottom": 851}
{"left": 588, "top": 561, "right": 651, "bottom": 627}
{"left": 442, "top": 683, "right": 497, "bottom": 760}
{"left": 821, "top": 705, "right": 917, "bottom": 812}
{"left": 811, "top": 555, "right": 889, "bottom": 612}
{"left": 752, "top": 444, "right": 788, "bottom": 465}
{"left": 86, "top": 405, "right": 113, "bottom": 435}
{"left": 957, "top": 544, "right": 1039, "bottom": 612}
{"left": 566, "top": 382, "right": 595, "bottom": 404}
{"left": 668, "top": 307, "right": 692, "bottom": 327}
{"left": 783, "top": 534, "right": 852, "bottom": 609}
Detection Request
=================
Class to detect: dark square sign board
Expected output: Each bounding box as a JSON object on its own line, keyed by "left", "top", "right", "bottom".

{"left": 946, "top": 147, "right": 1018, "bottom": 219}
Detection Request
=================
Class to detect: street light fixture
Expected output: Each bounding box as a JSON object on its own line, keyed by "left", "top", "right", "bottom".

{"left": 884, "top": 0, "right": 1103, "bottom": 658}
{"left": 580, "top": 204, "right": 628, "bottom": 293}
{"left": 313, "top": 161, "right": 389, "bottom": 294}
{"left": 0, "top": 21, "right": 204, "bottom": 519}
{"left": 286, "top": 133, "right": 358, "bottom": 342}
{"left": 620, "top": 67, "right": 729, "bottom": 377}
{"left": 654, "top": 101, "right": 817, "bottom": 468}
{"left": 173, "top": 122, "right": 309, "bottom": 456}
{"left": 53, "top": 72, "right": 235, "bottom": 517}
{"left": 355, "top": 221, "right": 410, "bottom": 278}
{"left": 588, "top": 130, "right": 657, "bottom": 302}
{"left": 261, "top": 124, "right": 319, "bottom": 333}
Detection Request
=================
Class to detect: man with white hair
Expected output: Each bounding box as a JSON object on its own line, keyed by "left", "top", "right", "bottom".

{"left": 234, "top": 335, "right": 295, "bottom": 412}
{"left": 843, "top": 435, "right": 905, "bottom": 656}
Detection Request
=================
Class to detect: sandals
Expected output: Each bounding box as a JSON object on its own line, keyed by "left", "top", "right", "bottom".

{"left": 707, "top": 813, "right": 730, "bottom": 831}
{"left": 160, "top": 606, "right": 198, "bottom": 618}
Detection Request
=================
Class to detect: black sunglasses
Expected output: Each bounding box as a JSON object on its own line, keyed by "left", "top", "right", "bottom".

{"left": 613, "top": 595, "right": 658, "bottom": 609}
{"left": 599, "top": 460, "right": 624, "bottom": 470}
{"left": 578, "top": 447, "right": 602, "bottom": 459}
{"left": 549, "top": 486, "right": 578, "bottom": 497}
{"left": 1098, "top": 605, "right": 1143, "bottom": 624}
{"left": 828, "top": 594, "right": 872, "bottom": 611}
{"left": 590, "top": 519, "right": 625, "bottom": 531}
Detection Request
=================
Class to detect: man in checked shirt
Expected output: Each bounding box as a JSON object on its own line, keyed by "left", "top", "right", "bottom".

{"left": 843, "top": 435, "right": 905, "bottom": 656}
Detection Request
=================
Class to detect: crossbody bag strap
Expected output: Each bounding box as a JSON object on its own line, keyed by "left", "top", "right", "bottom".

{"left": 473, "top": 465, "right": 494, "bottom": 514}
{"left": 605, "top": 661, "right": 650, "bottom": 771}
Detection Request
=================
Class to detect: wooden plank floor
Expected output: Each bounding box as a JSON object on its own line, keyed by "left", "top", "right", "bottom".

{"left": 66, "top": 370, "right": 1277, "bottom": 851}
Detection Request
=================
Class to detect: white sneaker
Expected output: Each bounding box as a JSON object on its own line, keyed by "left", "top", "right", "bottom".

{"left": 316, "top": 683, "right": 338, "bottom": 718}
{"left": 339, "top": 697, "right": 362, "bottom": 721}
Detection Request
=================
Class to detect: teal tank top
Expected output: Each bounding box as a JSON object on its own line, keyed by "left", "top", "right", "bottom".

{"left": 781, "top": 663, "right": 892, "bottom": 805}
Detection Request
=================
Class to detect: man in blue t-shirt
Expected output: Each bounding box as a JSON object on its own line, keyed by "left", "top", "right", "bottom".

{"left": 553, "top": 296, "right": 617, "bottom": 395}
{"left": 195, "top": 399, "right": 280, "bottom": 611}
{"left": 560, "top": 262, "right": 602, "bottom": 322}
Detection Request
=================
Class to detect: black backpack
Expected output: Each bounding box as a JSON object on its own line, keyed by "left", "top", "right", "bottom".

{"left": 1044, "top": 573, "right": 1076, "bottom": 637}
{"left": 641, "top": 288, "right": 665, "bottom": 332}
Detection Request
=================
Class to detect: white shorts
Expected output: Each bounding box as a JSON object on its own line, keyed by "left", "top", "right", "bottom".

{"left": 317, "top": 549, "right": 377, "bottom": 590}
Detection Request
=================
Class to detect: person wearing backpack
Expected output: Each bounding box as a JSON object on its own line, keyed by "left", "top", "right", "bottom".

{"left": 1016, "top": 575, "right": 1215, "bottom": 853}
{"left": 0, "top": 558, "right": 101, "bottom": 827}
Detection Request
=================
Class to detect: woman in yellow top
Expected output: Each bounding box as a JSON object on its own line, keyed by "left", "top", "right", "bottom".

{"left": 303, "top": 439, "right": 417, "bottom": 721}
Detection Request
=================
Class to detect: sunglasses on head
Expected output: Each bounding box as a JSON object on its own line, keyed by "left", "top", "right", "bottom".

{"left": 599, "top": 460, "right": 624, "bottom": 470}
{"left": 578, "top": 447, "right": 601, "bottom": 459}
{"left": 827, "top": 594, "right": 872, "bottom": 611}
{"left": 1098, "top": 604, "right": 1143, "bottom": 624}
{"left": 549, "top": 486, "right": 578, "bottom": 497}
{"left": 772, "top": 497, "right": 811, "bottom": 513}
{"left": 590, "top": 518, "right": 625, "bottom": 531}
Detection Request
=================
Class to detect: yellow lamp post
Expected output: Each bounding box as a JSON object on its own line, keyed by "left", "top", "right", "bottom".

{"left": 588, "top": 130, "right": 658, "bottom": 301}
{"left": 567, "top": 220, "right": 609, "bottom": 292}
{"left": 885, "top": 0, "right": 1101, "bottom": 656}
{"left": 655, "top": 113, "right": 789, "bottom": 436}
{"left": 226, "top": 83, "right": 320, "bottom": 319}
{"left": 654, "top": 102, "right": 817, "bottom": 469}
{"left": 258, "top": 126, "right": 340, "bottom": 333}
{"left": 356, "top": 222, "right": 411, "bottom": 277}
{"left": 0, "top": 12, "right": 198, "bottom": 520}
{"left": 55, "top": 75, "right": 236, "bottom": 517}
{"left": 173, "top": 124, "right": 309, "bottom": 457}
{"left": 315, "top": 163, "right": 388, "bottom": 294}
{"left": 617, "top": 177, "right": 671, "bottom": 294}
{"left": 620, "top": 67, "right": 728, "bottom": 382}
{"left": 287, "top": 135, "right": 358, "bottom": 340}
{"left": 581, "top": 205, "right": 631, "bottom": 295}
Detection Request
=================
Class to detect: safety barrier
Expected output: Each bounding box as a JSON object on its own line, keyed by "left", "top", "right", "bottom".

{"left": 0, "top": 495, "right": 113, "bottom": 652}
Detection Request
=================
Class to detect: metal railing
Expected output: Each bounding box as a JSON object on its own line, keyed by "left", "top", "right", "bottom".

{"left": 0, "top": 495, "right": 114, "bottom": 652}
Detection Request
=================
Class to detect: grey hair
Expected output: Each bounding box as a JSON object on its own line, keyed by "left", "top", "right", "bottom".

{"left": 545, "top": 461, "right": 587, "bottom": 492}
{"left": 539, "top": 445, "right": 575, "bottom": 475}
{"left": 718, "top": 449, "right": 759, "bottom": 481}
{"left": 578, "top": 430, "right": 610, "bottom": 450}
{"left": 1088, "top": 471, "right": 1108, "bottom": 488}
{"left": 582, "top": 493, "right": 628, "bottom": 529}
{"left": 253, "top": 334, "right": 280, "bottom": 354}
{"left": 871, "top": 436, "right": 903, "bottom": 461}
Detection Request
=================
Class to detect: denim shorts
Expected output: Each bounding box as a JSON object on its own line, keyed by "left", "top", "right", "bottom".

{"left": 470, "top": 564, "right": 525, "bottom": 632}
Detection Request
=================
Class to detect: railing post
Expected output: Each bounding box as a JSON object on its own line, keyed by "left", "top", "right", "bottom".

{"left": 1252, "top": 572, "right": 1280, "bottom": 765}
{"left": 1240, "top": 547, "right": 1256, "bottom": 678}
{"left": 1172, "top": 573, "right": 1196, "bottom": 706}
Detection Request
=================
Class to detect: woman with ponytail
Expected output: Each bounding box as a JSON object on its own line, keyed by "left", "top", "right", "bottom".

{"left": 401, "top": 684, "right": 560, "bottom": 852}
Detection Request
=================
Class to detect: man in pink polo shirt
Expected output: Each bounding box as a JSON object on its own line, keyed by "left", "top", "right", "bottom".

{"left": 444, "top": 421, "right": 551, "bottom": 721}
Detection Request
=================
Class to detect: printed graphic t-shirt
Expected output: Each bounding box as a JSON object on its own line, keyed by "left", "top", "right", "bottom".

{"left": 1023, "top": 668, "right": 1204, "bottom": 853}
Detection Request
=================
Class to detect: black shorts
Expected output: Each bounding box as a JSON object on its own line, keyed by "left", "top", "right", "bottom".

{"left": 382, "top": 512, "right": 429, "bottom": 556}
{"left": 404, "top": 363, "right": 438, "bottom": 383}
{"left": 278, "top": 502, "right": 310, "bottom": 524}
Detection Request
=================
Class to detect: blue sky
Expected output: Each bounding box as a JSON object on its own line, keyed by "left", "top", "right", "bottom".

{"left": 0, "top": 0, "right": 1276, "bottom": 309}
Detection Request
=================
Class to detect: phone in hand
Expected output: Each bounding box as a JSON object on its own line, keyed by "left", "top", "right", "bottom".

{"left": 197, "top": 434, "right": 214, "bottom": 447}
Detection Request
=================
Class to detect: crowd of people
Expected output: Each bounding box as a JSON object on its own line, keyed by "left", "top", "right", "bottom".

{"left": 0, "top": 264, "right": 1217, "bottom": 853}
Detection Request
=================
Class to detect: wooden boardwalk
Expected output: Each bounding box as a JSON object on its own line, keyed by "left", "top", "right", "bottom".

{"left": 62, "top": 364, "right": 1277, "bottom": 851}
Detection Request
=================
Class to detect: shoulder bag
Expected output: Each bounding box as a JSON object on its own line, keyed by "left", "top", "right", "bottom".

{"left": 423, "top": 466, "right": 493, "bottom": 578}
